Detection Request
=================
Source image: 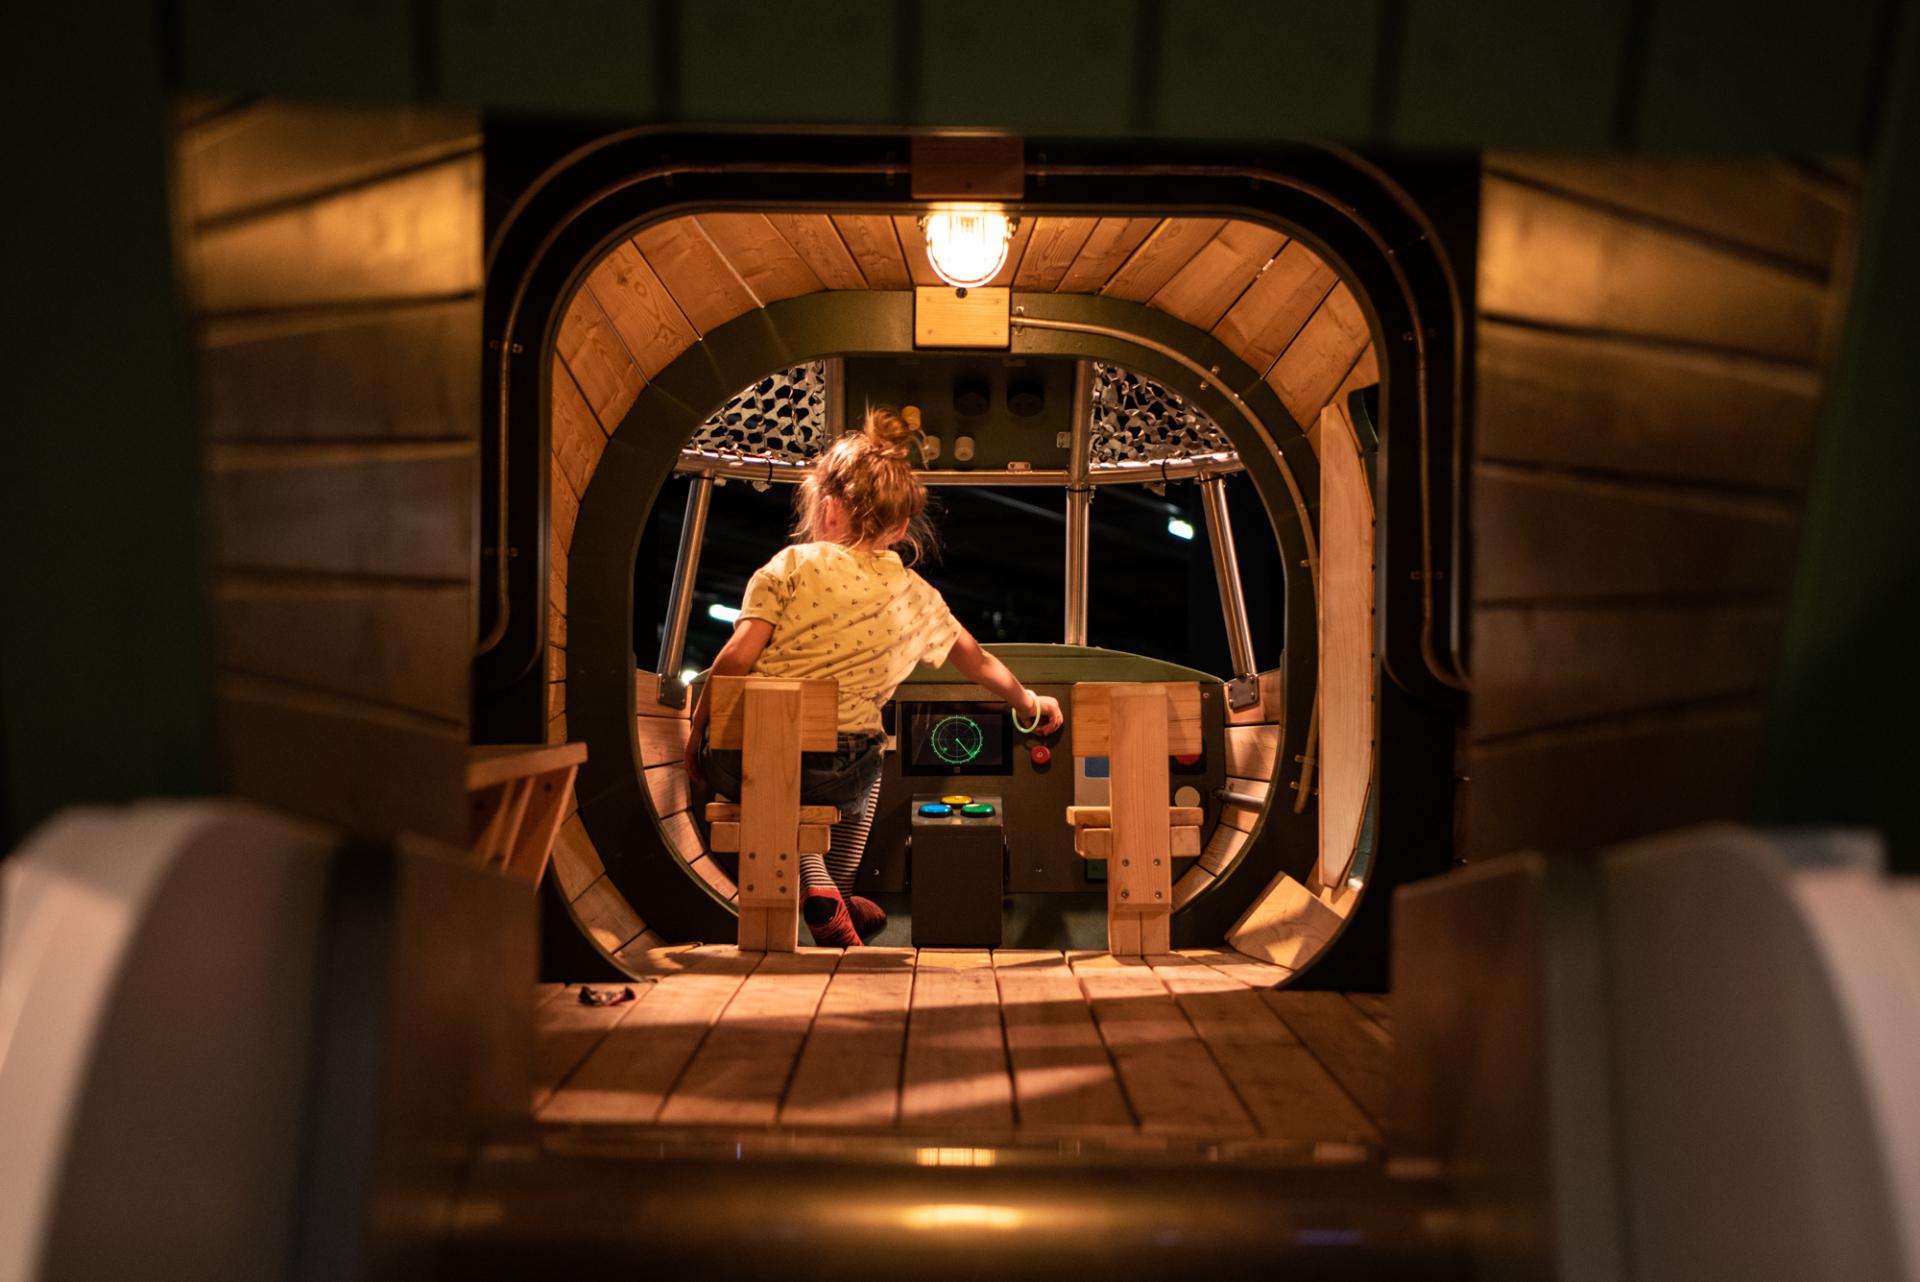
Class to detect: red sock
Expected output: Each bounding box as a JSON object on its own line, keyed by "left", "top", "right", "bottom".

{"left": 847, "top": 895, "right": 887, "bottom": 942}
{"left": 802, "top": 888, "right": 860, "bottom": 948}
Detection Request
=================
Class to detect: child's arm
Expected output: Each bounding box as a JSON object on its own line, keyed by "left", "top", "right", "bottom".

{"left": 683, "top": 617, "right": 775, "bottom": 783}
{"left": 948, "top": 629, "right": 1065, "bottom": 735}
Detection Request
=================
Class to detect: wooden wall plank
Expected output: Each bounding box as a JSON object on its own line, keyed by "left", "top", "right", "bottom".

{"left": 642, "top": 762, "right": 693, "bottom": 817}
{"left": 1465, "top": 705, "right": 1766, "bottom": 859}
{"left": 551, "top": 814, "right": 605, "bottom": 902}
{"left": 207, "top": 448, "right": 472, "bottom": 580}
{"left": 549, "top": 463, "right": 579, "bottom": 556}
{"left": 1267, "top": 283, "right": 1371, "bottom": 429}
{"left": 1319, "top": 400, "right": 1375, "bottom": 886}
{"left": 178, "top": 102, "right": 477, "bottom": 224}
{"left": 213, "top": 578, "right": 468, "bottom": 722}
{"left": 1477, "top": 321, "right": 1820, "bottom": 491}
{"left": 1479, "top": 176, "right": 1830, "bottom": 362}
{"left": 190, "top": 156, "right": 482, "bottom": 313}
{"left": 554, "top": 288, "right": 645, "bottom": 429}
{"left": 1013, "top": 217, "right": 1098, "bottom": 290}
{"left": 1212, "top": 242, "right": 1339, "bottom": 375}
{"left": 1228, "top": 873, "right": 1346, "bottom": 968}
{"left": 1149, "top": 222, "right": 1288, "bottom": 330}
{"left": 1473, "top": 602, "right": 1786, "bottom": 740}
{"left": 550, "top": 359, "right": 607, "bottom": 500}
{"left": 1224, "top": 724, "right": 1280, "bottom": 780}
{"left": 1055, "top": 217, "right": 1161, "bottom": 292}
{"left": 217, "top": 675, "right": 467, "bottom": 843}
{"left": 630, "top": 222, "right": 759, "bottom": 335}
{"left": 1487, "top": 155, "right": 1845, "bottom": 273}
{"left": 571, "top": 873, "right": 650, "bottom": 953}
{"left": 829, "top": 215, "right": 913, "bottom": 289}
{"left": 1474, "top": 469, "right": 1798, "bottom": 603}
{"left": 765, "top": 213, "right": 866, "bottom": 290}
{"left": 696, "top": 214, "right": 825, "bottom": 303}
{"left": 1102, "top": 218, "right": 1228, "bottom": 302}
{"left": 588, "top": 241, "right": 699, "bottom": 379}
{"left": 202, "top": 300, "right": 479, "bottom": 442}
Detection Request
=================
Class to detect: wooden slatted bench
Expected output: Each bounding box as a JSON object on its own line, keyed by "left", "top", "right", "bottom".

{"left": 704, "top": 675, "right": 838, "bottom": 953}
{"left": 467, "top": 742, "right": 586, "bottom": 884}
{"left": 1067, "top": 682, "right": 1203, "bottom": 954}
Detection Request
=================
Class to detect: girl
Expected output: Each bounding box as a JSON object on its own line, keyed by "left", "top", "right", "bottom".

{"left": 686, "top": 406, "right": 1065, "bottom": 947}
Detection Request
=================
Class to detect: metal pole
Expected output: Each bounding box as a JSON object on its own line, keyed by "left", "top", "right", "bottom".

{"left": 1064, "top": 360, "right": 1094, "bottom": 646}
{"left": 656, "top": 473, "right": 713, "bottom": 708}
{"left": 1199, "top": 473, "right": 1261, "bottom": 709}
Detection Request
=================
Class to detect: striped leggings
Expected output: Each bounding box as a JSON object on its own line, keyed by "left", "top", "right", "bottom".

{"left": 799, "top": 775, "right": 880, "bottom": 896}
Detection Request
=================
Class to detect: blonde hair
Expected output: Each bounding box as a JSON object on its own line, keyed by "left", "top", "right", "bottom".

{"left": 796, "top": 405, "right": 936, "bottom": 563}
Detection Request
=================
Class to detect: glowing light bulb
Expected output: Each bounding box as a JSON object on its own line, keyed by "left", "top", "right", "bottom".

{"left": 920, "top": 207, "right": 1015, "bottom": 289}
{"left": 1167, "top": 517, "right": 1196, "bottom": 541}
{"left": 708, "top": 603, "right": 741, "bottom": 623}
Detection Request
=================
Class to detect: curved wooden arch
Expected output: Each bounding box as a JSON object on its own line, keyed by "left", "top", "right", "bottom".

{"left": 479, "top": 135, "right": 1470, "bottom": 981}
{"left": 559, "top": 289, "right": 1322, "bottom": 957}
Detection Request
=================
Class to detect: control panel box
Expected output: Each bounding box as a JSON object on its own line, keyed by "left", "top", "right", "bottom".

{"left": 909, "top": 792, "right": 1004, "bottom": 948}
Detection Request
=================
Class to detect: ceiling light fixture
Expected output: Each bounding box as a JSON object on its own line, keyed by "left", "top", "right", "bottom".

{"left": 920, "top": 206, "right": 1017, "bottom": 289}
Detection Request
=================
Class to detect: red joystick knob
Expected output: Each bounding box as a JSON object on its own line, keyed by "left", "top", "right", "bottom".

{"left": 1029, "top": 744, "right": 1052, "bottom": 767}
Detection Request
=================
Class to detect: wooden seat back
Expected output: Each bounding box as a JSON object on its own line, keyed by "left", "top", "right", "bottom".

{"left": 1068, "top": 682, "right": 1202, "bottom": 955}
{"left": 705, "top": 676, "right": 837, "bottom": 952}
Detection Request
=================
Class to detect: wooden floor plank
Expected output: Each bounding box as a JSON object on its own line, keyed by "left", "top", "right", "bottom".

{"left": 1184, "top": 946, "right": 1294, "bottom": 988}
{"left": 900, "top": 950, "right": 1015, "bottom": 1127}
{"left": 991, "top": 951, "right": 1133, "bottom": 1131}
{"left": 781, "top": 948, "right": 916, "bottom": 1128}
{"left": 1069, "top": 953, "right": 1253, "bottom": 1137}
{"left": 531, "top": 981, "right": 649, "bottom": 1112}
{"left": 1263, "top": 990, "right": 1396, "bottom": 1134}
{"left": 538, "top": 947, "right": 763, "bottom": 1124}
{"left": 657, "top": 949, "right": 842, "bottom": 1126}
{"left": 1146, "top": 955, "right": 1381, "bottom": 1144}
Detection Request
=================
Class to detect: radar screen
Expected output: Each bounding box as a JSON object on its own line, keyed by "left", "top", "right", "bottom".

{"left": 900, "top": 701, "right": 1012, "bottom": 776}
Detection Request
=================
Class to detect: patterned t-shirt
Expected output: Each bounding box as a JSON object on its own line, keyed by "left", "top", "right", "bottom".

{"left": 738, "top": 542, "right": 963, "bottom": 733}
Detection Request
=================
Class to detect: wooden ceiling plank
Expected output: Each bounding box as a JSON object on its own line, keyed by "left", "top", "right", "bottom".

{"left": 1212, "top": 241, "right": 1340, "bottom": 375}
{"left": 589, "top": 240, "right": 700, "bottom": 380}
{"left": 1012, "top": 216, "right": 1098, "bottom": 290}
{"left": 550, "top": 356, "right": 606, "bottom": 501}
{"left": 553, "top": 287, "right": 644, "bottom": 430}
{"left": 985, "top": 216, "right": 1037, "bottom": 289}
{"left": 891, "top": 215, "right": 945, "bottom": 287}
{"left": 765, "top": 213, "right": 867, "bottom": 290}
{"left": 696, "top": 213, "right": 826, "bottom": 304}
{"left": 1266, "top": 283, "right": 1373, "bottom": 431}
{"left": 1101, "top": 218, "right": 1229, "bottom": 302}
{"left": 1149, "top": 221, "right": 1289, "bottom": 330}
{"left": 1054, "top": 216, "right": 1161, "bottom": 293}
{"left": 631, "top": 220, "right": 758, "bottom": 335}
{"left": 831, "top": 214, "right": 914, "bottom": 289}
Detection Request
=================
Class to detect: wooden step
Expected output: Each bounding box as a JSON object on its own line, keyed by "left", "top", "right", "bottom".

{"left": 1065, "top": 805, "right": 1204, "bottom": 829}
{"left": 708, "top": 822, "right": 832, "bottom": 855}
{"left": 1074, "top": 825, "right": 1202, "bottom": 860}
{"left": 706, "top": 801, "right": 841, "bottom": 827}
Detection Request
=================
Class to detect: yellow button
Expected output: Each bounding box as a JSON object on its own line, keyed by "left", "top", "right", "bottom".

{"left": 941, "top": 794, "right": 973, "bottom": 806}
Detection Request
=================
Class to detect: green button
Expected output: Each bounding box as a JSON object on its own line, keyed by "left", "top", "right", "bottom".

{"left": 960, "top": 803, "right": 995, "bottom": 817}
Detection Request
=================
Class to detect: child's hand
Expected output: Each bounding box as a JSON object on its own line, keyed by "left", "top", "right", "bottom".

{"left": 1029, "top": 692, "right": 1065, "bottom": 736}
{"left": 684, "top": 734, "right": 704, "bottom": 786}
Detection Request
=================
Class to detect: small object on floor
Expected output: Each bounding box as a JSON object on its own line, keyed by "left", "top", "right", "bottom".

{"left": 577, "top": 984, "right": 637, "bottom": 1007}
{"left": 803, "top": 887, "right": 861, "bottom": 947}
{"left": 848, "top": 894, "right": 887, "bottom": 942}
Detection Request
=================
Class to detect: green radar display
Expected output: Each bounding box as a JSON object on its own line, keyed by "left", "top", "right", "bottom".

{"left": 929, "top": 714, "right": 986, "bottom": 765}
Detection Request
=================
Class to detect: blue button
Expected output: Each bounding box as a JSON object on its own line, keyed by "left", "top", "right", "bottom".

{"left": 918, "top": 802, "right": 953, "bottom": 817}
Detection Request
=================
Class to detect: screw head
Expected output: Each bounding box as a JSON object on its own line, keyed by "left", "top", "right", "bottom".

{"left": 1120, "top": 889, "right": 1131, "bottom": 899}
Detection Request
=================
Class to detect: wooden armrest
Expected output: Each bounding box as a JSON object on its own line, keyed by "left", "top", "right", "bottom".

{"left": 708, "top": 822, "right": 832, "bottom": 855}
{"left": 466, "top": 741, "right": 587, "bottom": 790}
{"left": 1065, "top": 805, "right": 1204, "bottom": 829}
{"left": 1075, "top": 826, "right": 1202, "bottom": 860}
{"left": 705, "top": 801, "right": 841, "bottom": 827}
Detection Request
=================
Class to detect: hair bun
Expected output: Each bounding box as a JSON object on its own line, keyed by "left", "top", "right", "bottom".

{"left": 862, "top": 405, "right": 921, "bottom": 459}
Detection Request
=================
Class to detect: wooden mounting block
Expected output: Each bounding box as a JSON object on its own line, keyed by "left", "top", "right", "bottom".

{"left": 1075, "top": 826, "right": 1202, "bottom": 860}
{"left": 1065, "top": 681, "right": 1203, "bottom": 955}
{"left": 705, "top": 677, "right": 839, "bottom": 953}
